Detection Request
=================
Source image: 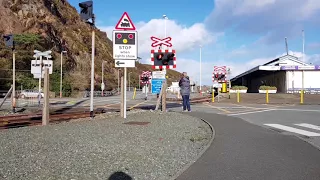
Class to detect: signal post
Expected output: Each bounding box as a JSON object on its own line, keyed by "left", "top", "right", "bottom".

{"left": 112, "top": 12, "right": 138, "bottom": 119}
{"left": 150, "top": 37, "right": 176, "bottom": 112}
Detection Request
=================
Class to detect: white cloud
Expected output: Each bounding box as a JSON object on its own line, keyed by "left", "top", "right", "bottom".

{"left": 98, "top": 18, "right": 220, "bottom": 56}
{"left": 206, "top": 0, "right": 320, "bottom": 44}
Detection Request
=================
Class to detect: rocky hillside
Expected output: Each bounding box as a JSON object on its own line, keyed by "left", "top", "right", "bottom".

{"left": 0, "top": 0, "right": 182, "bottom": 97}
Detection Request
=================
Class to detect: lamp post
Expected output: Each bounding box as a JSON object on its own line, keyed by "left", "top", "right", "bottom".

{"left": 163, "top": 15, "right": 168, "bottom": 38}
{"left": 101, "top": 61, "right": 106, "bottom": 96}
{"left": 199, "top": 45, "right": 202, "bottom": 92}
{"left": 60, "top": 51, "right": 67, "bottom": 98}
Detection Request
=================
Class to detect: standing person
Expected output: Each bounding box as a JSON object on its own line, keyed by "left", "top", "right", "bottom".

{"left": 179, "top": 72, "right": 191, "bottom": 112}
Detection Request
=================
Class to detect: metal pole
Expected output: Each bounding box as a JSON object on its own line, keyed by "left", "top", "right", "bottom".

{"left": 60, "top": 52, "right": 62, "bottom": 98}
{"left": 118, "top": 69, "right": 120, "bottom": 94}
{"left": 164, "top": 18, "right": 167, "bottom": 37}
{"left": 129, "top": 72, "right": 131, "bottom": 92}
{"left": 302, "top": 30, "right": 305, "bottom": 95}
{"left": 124, "top": 67, "right": 127, "bottom": 119}
{"left": 12, "top": 50, "right": 16, "bottom": 113}
{"left": 145, "top": 84, "right": 148, "bottom": 100}
{"left": 90, "top": 30, "right": 95, "bottom": 118}
{"left": 138, "top": 75, "right": 140, "bottom": 91}
{"left": 101, "top": 61, "right": 104, "bottom": 96}
{"left": 38, "top": 55, "right": 43, "bottom": 106}
{"left": 200, "top": 46, "right": 202, "bottom": 92}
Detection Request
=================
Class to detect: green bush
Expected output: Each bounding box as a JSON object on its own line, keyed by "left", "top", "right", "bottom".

{"left": 231, "top": 86, "right": 248, "bottom": 90}
{"left": 259, "top": 86, "right": 277, "bottom": 90}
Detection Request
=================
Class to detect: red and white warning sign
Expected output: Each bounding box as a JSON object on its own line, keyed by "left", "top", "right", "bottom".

{"left": 150, "top": 36, "right": 172, "bottom": 47}
{"left": 115, "top": 12, "right": 136, "bottom": 30}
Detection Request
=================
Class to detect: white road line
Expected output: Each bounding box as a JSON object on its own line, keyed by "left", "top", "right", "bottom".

{"left": 264, "top": 124, "right": 320, "bottom": 137}
{"left": 277, "top": 109, "right": 320, "bottom": 112}
{"left": 295, "top": 123, "right": 320, "bottom": 131}
{"left": 228, "top": 109, "right": 275, "bottom": 116}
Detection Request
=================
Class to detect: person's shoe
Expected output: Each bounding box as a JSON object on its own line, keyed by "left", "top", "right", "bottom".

{"left": 182, "top": 110, "right": 187, "bottom": 112}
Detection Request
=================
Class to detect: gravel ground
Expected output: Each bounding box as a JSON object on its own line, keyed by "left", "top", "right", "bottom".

{"left": 0, "top": 110, "right": 212, "bottom": 180}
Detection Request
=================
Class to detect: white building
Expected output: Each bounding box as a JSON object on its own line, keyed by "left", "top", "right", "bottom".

{"left": 230, "top": 55, "right": 320, "bottom": 93}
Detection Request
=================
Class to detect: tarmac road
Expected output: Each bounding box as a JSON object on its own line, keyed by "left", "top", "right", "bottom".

{"left": 176, "top": 111, "right": 320, "bottom": 180}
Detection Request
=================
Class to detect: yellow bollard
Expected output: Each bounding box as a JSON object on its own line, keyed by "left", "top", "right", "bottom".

{"left": 266, "top": 89, "right": 269, "bottom": 104}
{"left": 132, "top": 87, "right": 136, "bottom": 99}
{"left": 300, "top": 90, "right": 304, "bottom": 104}
{"left": 212, "top": 90, "right": 215, "bottom": 103}
{"left": 237, "top": 90, "right": 240, "bottom": 103}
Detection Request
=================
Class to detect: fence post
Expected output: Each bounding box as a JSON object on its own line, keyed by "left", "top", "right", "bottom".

{"left": 300, "top": 90, "right": 304, "bottom": 104}
{"left": 237, "top": 90, "right": 240, "bottom": 103}
{"left": 212, "top": 90, "right": 214, "bottom": 103}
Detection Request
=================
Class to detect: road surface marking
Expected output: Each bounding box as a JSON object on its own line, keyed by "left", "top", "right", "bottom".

{"left": 230, "top": 103, "right": 263, "bottom": 110}
{"left": 203, "top": 103, "right": 231, "bottom": 114}
{"left": 129, "top": 100, "right": 147, "bottom": 110}
{"left": 277, "top": 108, "right": 320, "bottom": 112}
{"left": 228, "top": 109, "right": 275, "bottom": 116}
{"left": 295, "top": 123, "right": 320, "bottom": 131}
{"left": 264, "top": 124, "right": 320, "bottom": 137}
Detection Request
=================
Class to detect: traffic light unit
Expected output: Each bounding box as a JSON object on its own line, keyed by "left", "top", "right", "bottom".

{"left": 140, "top": 71, "right": 152, "bottom": 84}
{"left": 212, "top": 73, "right": 227, "bottom": 83}
{"left": 151, "top": 49, "right": 176, "bottom": 69}
{"left": 3, "top": 34, "right": 14, "bottom": 48}
{"left": 79, "top": 1, "right": 94, "bottom": 25}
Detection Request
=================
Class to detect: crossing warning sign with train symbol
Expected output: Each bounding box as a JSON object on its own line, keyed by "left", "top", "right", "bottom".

{"left": 115, "top": 12, "right": 136, "bottom": 30}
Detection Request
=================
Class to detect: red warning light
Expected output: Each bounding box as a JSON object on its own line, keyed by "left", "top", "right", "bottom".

{"left": 128, "top": 34, "right": 134, "bottom": 39}
{"left": 116, "top": 34, "right": 122, "bottom": 39}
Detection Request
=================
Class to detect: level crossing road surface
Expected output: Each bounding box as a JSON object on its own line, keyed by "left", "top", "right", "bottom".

{"left": 176, "top": 103, "right": 320, "bottom": 150}
{"left": 175, "top": 111, "right": 320, "bottom": 180}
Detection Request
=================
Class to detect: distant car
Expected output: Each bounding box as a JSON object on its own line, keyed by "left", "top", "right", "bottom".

{"left": 19, "top": 90, "right": 44, "bottom": 99}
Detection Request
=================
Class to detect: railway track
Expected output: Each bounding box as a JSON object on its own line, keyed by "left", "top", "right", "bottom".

{"left": 0, "top": 96, "right": 211, "bottom": 130}
{"left": 0, "top": 109, "right": 108, "bottom": 130}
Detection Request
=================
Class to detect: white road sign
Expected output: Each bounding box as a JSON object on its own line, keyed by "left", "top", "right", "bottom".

{"left": 115, "top": 60, "right": 135, "bottom": 67}
{"left": 152, "top": 71, "right": 165, "bottom": 79}
{"left": 31, "top": 60, "right": 53, "bottom": 75}
{"left": 113, "top": 30, "right": 138, "bottom": 60}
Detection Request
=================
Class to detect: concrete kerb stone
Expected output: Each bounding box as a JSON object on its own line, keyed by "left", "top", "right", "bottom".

{"left": 170, "top": 114, "right": 216, "bottom": 180}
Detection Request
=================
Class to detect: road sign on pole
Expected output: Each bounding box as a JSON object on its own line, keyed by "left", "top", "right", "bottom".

{"left": 151, "top": 79, "right": 165, "bottom": 94}
{"left": 113, "top": 30, "right": 138, "bottom": 61}
{"left": 113, "top": 12, "right": 138, "bottom": 119}
{"left": 115, "top": 60, "right": 135, "bottom": 67}
{"left": 150, "top": 36, "right": 172, "bottom": 47}
{"left": 115, "top": 12, "right": 136, "bottom": 30}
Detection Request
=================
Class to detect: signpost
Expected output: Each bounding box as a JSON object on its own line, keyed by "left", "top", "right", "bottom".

{"left": 113, "top": 12, "right": 138, "bottom": 119}
{"left": 33, "top": 50, "right": 52, "bottom": 106}
{"left": 151, "top": 79, "right": 165, "bottom": 94}
{"left": 140, "top": 71, "right": 151, "bottom": 100}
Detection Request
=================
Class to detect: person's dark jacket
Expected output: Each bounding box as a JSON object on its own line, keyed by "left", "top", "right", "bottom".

{"left": 179, "top": 76, "right": 190, "bottom": 95}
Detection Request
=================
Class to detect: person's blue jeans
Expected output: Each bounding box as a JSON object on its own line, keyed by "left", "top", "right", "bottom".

{"left": 182, "top": 95, "right": 191, "bottom": 111}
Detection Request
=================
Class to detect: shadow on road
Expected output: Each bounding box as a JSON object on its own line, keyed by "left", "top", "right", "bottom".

{"left": 53, "top": 99, "right": 87, "bottom": 113}
{"left": 108, "top": 171, "right": 132, "bottom": 180}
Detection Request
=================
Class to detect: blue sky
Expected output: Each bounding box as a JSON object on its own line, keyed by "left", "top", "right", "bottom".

{"left": 69, "top": 0, "right": 320, "bottom": 85}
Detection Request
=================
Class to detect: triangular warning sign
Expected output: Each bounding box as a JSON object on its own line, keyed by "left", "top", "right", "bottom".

{"left": 115, "top": 12, "right": 136, "bottom": 30}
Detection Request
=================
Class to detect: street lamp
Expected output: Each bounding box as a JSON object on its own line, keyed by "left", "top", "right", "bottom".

{"left": 199, "top": 45, "right": 202, "bottom": 92}
{"left": 60, "top": 50, "right": 67, "bottom": 98}
{"left": 101, "top": 61, "right": 106, "bottom": 96}
{"left": 163, "top": 15, "right": 168, "bottom": 38}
